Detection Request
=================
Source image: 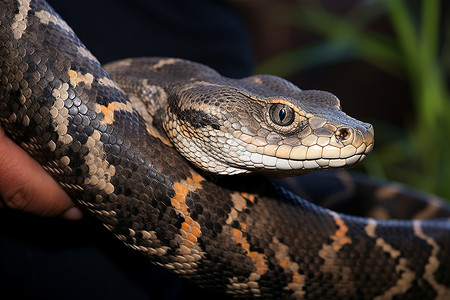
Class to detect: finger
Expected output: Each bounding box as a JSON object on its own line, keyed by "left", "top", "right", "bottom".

{"left": 0, "top": 127, "right": 82, "bottom": 220}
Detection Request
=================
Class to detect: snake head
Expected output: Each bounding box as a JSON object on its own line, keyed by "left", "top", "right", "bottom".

{"left": 164, "top": 74, "right": 374, "bottom": 176}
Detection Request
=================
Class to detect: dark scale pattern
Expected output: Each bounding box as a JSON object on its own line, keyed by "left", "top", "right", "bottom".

{"left": 420, "top": 221, "right": 450, "bottom": 285}
{"left": 1, "top": 0, "right": 450, "bottom": 299}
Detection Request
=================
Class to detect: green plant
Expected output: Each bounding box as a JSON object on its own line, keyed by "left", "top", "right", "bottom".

{"left": 257, "top": 0, "right": 450, "bottom": 199}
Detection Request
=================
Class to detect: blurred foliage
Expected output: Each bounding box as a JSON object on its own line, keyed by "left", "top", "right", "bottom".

{"left": 257, "top": 0, "right": 450, "bottom": 199}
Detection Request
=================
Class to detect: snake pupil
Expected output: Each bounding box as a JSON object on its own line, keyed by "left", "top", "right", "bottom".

{"left": 279, "top": 108, "right": 286, "bottom": 121}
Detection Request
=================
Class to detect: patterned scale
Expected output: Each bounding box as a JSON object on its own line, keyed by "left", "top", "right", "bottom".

{"left": 1, "top": 0, "right": 450, "bottom": 299}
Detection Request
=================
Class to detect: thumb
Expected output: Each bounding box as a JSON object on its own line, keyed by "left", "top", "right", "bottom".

{"left": 0, "top": 127, "right": 82, "bottom": 220}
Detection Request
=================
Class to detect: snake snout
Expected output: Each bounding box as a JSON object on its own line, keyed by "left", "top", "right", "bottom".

{"left": 335, "top": 123, "right": 374, "bottom": 148}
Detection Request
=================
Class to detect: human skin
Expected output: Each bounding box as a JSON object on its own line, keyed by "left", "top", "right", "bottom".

{"left": 0, "top": 126, "right": 82, "bottom": 220}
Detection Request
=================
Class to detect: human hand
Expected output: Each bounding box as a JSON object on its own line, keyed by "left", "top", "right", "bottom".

{"left": 0, "top": 126, "right": 82, "bottom": 220}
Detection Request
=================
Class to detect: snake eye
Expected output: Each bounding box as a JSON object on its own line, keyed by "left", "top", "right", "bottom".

{"left": 269, "top": 103, "right": 295, "bottom": 126}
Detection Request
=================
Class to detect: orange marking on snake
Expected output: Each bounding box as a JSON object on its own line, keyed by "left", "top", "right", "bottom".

{"left": 96, "top": 102, "right": 134, "bottom": 125}
{"left": 331, "top": 214, "right": 352, "bottom": 251}
{"left": 330, "top": 212, "right": 351, "bottom": 251}
{"left": 68, "top": 69, "right": 94, "bottom": 88}
{"left": 171, "top": 172, "right": 204, "bottom": 245}
{"left": 292, "top": 273, "right": 303, "bottom": 284}
{"left": 171, "top": 172, "right": 203, "bottom": 214}
{"left": 240, "top": 192, "right": 257, "bottom": 203}
{"left": 232, "top": 227, "right": 268, "bottom": 276}
{"left": 278, "top": 257, "right": 303, "bottom": 285}
{"left": 270, "top": 237, "right": 305, "bottom": 297}
{"left": 100, "top": 103, "right": 119, "bottom": 125}
{"left": 279, "top": 255, "right": 290, "bottom": 268}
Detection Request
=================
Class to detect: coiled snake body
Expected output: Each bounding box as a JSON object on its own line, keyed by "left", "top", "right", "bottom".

{"left": 1, "top": 0, "right": 450, "bottom": 298}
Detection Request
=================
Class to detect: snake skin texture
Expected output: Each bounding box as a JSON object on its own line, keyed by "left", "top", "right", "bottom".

{"left": 1, "top": 0, "right": 450, "bottom": 298}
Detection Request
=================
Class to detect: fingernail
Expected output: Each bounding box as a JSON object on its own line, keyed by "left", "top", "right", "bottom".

{"left": 62, "top": 207, "right": 83, "bottom": 220}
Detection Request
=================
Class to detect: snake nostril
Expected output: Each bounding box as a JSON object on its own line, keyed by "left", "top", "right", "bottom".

{"left": 335, "top": 127, "right": 352, "bottom": 142}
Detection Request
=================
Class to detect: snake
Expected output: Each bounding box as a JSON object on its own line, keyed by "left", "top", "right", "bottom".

{"left": 1, "top": 0, "right": 450, "bottom": 299}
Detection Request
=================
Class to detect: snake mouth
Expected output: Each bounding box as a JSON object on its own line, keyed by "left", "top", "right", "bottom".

{"left": 236, "top": 123, "right": 374, "bottom": 173}
{"left": 242, "top": 142, "right": 373, "bottom": 173}
{"left": 172, "top": 120, "right": 374, "bottom": 175}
